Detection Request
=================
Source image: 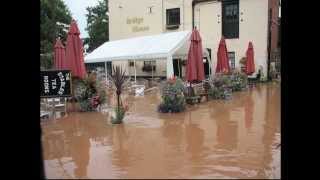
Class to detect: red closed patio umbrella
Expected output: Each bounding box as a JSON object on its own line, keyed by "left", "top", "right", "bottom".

{"left": 245, "top": 42, "right": 255, "bottom": 75}
{"left": 216, "top": 37, "right": 230, "bottom": 74}
{"left": 186, "top": 29, "right": 205, "bottom": 82}
{"left": 65, "top": 20, "right": 86, "bottom": 79}
{"left": 53, "top": 38, "right": 66, "bottom": 70}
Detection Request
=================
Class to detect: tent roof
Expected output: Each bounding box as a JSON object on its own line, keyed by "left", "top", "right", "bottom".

{"left": 84, "top": 31, "right": 192, "bottom": 63}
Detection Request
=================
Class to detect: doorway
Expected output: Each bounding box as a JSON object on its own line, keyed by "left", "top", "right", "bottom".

{"left": 173, "top": 59, "right": 182, "bottom": 78}
{"left": 203, "top": 57, "right": 210, "bottom": 77}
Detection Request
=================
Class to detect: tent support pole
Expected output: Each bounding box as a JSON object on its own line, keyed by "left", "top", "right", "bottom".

{"left": 104, "top": 61, "right": 108, "bottom": 85}
{"left": 134, "top": 59, "right": 137, "bottom": 84}
{"left": 152, "top": 60, "right": 154, "bottom": 81}
{"left": 166, "top": 55, "right": 174, "bottom": 79}
{"left": 178, "top": 59, "right": 181, "bottom": 78}
{"left": 208, "top": 57, "right": 212, "bottom": 80}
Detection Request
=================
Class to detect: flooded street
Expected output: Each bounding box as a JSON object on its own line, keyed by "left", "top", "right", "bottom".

{"left": 41, "top": 82, "right": 280, "bottom": 179}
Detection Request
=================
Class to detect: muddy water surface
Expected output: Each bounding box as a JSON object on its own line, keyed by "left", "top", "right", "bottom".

{"left": 41, "top": 83, "right": 280, "bottom": 179}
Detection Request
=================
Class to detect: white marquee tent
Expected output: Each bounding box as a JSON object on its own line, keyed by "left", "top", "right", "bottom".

{"left": 84, "top": 30, "right": 211, "bottom": 80}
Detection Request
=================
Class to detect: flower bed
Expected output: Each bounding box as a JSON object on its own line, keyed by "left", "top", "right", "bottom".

{"left": 229, "top": 70, "right": 248, "bottom": 91}
{"left": 74, "top": 73, "right": 107, "bottom": 112}
{"left": 208, "top": 73, "right": 232, "bottom": 100}
{"left": 158, "top": 77, "right": 186, "bottom": 113}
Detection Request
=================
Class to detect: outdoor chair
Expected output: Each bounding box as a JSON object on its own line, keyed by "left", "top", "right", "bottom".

{"left": 125, "top": 78, "right": 145, "bottom": 96}
{"left": 184, "top": 80, "right": 209, "bottom": 104}
{"left": 194, "top": 82, "right": 210, "bottom": 103}
{"left": 54, "top": 98, "right": 66, "bottom": 109}
{"left": 135, "top": 85, "right": 145, "bottom": 96}
{"left": 43, "top": 98, "right": 67, "bottom": 113}
{"left": 248, "top": 71, "right": 261, "bottom": 86}
{"left": 40, "top": 111, "right": 50, "bottom": 119}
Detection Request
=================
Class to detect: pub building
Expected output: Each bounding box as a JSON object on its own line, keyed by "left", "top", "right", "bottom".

{"left": 85, "top": 0, "right": 280, "bottom": 80}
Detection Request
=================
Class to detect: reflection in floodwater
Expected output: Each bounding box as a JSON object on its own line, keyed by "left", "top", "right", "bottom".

{"left": 41, "top": 83, "right": 281, "bottom": 179}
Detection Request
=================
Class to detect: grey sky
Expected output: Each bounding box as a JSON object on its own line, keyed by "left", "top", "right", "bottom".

{"left": 63, "top": 0, "right": 99, "bottom": 38}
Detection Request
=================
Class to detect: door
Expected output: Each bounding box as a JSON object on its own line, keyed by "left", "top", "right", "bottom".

{"left": 203, "top": 57, "right": 210, "bottom": 77}
{"left": 173, "top": 59, "right": 182, "bottom": 78}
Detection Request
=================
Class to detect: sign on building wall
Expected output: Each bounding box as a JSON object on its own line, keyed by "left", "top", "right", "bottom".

{"left": 126, "top": 17, "right": 150, "bottom": 32}
{"left": 40, "top": 70, "right": 72, "bottom": 98}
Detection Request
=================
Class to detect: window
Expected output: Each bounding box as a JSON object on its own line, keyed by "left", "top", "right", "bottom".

{"left": 144, "top": 61, "right": 156, "bottom": 66}
{"left": 228, "top": 52, "right": 235, "bottom": 69}
{"left": 129, "top": 61, "right": 134, "bottom": 67}
{"left": 166, "top": 8, "right": 180, "bottom": 29}
{"left": 142, "top": 60, "right": 156, "bottom": 72}
{"left": 222, "top": 0, "right": 239, "bottom": 39}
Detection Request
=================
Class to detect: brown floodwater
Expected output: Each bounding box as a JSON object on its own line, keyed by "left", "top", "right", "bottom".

{"left": 41, "top": 82, "right": 280, "bottom": 179}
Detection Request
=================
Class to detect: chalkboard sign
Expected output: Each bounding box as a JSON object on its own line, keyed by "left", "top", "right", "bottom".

{"left": 40, "top": 70, "right": 72, "bottom": 98}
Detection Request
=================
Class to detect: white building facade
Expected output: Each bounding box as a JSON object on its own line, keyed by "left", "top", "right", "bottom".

{"left": 107, "top": 0, "right": 278, "bottom": 78}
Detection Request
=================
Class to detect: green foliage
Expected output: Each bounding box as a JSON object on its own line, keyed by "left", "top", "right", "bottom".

{"left": 85, "top": 0, "right": 109, "bottom": 52}
{"left": 74, "top": 73, "right": 107, "bottom": 111}
{"left": 41, "top": 0, "right": 72, "bottom": 69}
{"left": 208, "top": 86, "right": 232, "bottom": 100}
{"left": 40, "top": 53, "right": 54, "bottom": 70}
{"left": 212, "top": 73, "right": 232, "bottom": 88}
{"left": 110, "top": 66, "right": 127, "bottom": 109}
{"left": 158, "top": 77, "right": 186, "bottom": 113}
{"left": 209, "top": 74, "right": 232, "bottom": 100}
{"left": 230, "top": 70, "right": 248, "bottom": 91}
{"left": 111, "top": 106, "right": 125, "bottom": 124}
{"left": 79, "top": 99, "right": 94, "bottom": 112}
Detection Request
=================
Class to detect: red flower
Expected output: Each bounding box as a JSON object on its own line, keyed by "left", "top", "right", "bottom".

{"left": 168, "top": 76, "right": 177, "bottom": 84}
{"left": 91, "top": 96, "right": 100, "bottom": 108}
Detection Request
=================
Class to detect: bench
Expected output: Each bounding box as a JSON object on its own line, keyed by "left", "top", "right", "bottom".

{"left": 184, "top": 82, "right": 210, "bottom": 104}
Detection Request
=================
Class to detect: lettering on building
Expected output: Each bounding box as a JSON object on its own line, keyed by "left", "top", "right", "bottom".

{"left": 127, "top": 17, "right": 149, "bottom": 32}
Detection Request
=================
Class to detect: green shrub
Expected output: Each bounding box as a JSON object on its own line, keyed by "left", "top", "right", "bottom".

{"left": 230, "top": 70, "right": 248, "bottom": 91}
{"left": 79, "top": 99, "right": 94, "bottom": 112}
{"left": 158, "top": 77, "right": 186, "bottom": 113}
{"left": 208, "top": 86, "right": 232, "bottom": 100}
{"left": 74, "top": 73, "right": 107, "bottom": 112}
{"left": 209, "top": 73, "right": 232, "bottom": 100}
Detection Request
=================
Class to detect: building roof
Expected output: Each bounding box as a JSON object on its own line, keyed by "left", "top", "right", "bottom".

{"left": 84, "top": 31, "right": 192, "bottom": 63}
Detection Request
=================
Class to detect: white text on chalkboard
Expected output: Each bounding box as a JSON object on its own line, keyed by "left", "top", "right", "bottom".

{"left": 44, "top": 76, "right": 49, "bottom": 93}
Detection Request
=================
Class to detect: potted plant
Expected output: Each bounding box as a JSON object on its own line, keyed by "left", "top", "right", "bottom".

{"left": 158, "top": 77, "right": 186, "bottom": 113}
{"left": 230, "top": 70, "right": 248, "bottom": 91}
{"left": 74, "top": 73, "right": 107, "bottom": 112}
{"left": 110, "top": 66, "right": 127, "bottom": 124}
{"left": 208, "top": 74, "right": 232, "bottom": 100}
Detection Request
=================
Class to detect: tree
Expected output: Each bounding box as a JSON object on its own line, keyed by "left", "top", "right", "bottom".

{"left": 40, "top": 0, "right": 72, "bottom": 69}
{"left": 85, "top": 0, "right": 109, "bottom": 53}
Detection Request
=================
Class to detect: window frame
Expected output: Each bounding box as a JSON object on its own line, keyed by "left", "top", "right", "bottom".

{"left": 143, "top": 60, "right": 156, "bottom": 66}
{"left": 128, "top": 60, "right": 134, "bottom": 67}
{"left": 142, "top": 60, "right": 156, "bottom": 72}
{"left": 166, "top": 8, "right": 180, "bottom": 26}
{"left": 222, "top": 0, "right": 239, "bottom": 39}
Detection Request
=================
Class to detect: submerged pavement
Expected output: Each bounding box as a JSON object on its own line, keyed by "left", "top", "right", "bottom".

{"left": 41, "top": 82, "right": 280, "bottom": 179}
